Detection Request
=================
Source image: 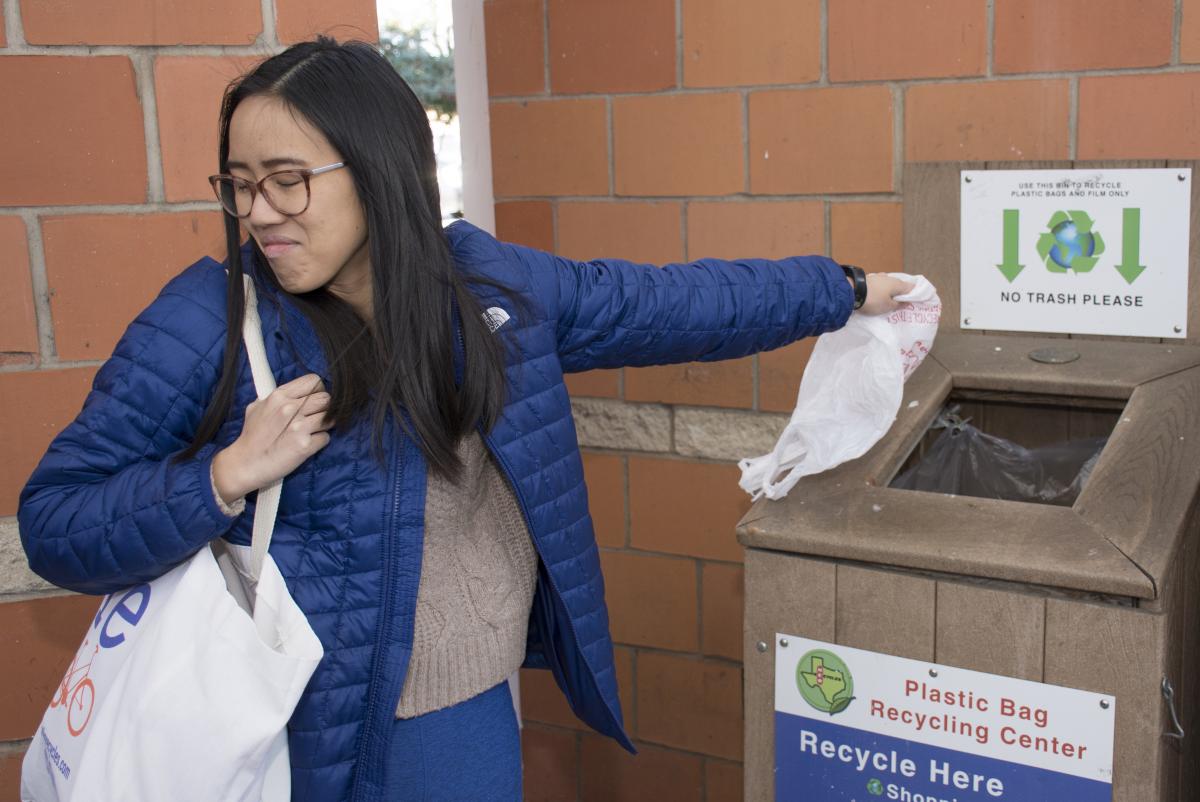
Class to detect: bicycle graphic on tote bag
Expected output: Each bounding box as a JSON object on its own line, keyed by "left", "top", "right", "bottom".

{"left": 48, "top": 641, "right": 98, "bottom": 737}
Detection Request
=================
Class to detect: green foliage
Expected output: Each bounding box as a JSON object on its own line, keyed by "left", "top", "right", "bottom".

{"left": 380, "top": 23, "right": 456, "bottom": 120}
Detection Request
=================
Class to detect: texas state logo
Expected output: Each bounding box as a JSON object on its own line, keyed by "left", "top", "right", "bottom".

{"left": 795, "top": 649, "right": 855, "bottom": 716}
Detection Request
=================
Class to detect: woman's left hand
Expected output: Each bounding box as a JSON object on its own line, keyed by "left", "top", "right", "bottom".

{"left": 857, "top": 273, "right": 914, "bottom": 316}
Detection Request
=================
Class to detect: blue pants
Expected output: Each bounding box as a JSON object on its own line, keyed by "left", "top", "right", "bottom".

{"left": 382, "top": 680, "right": 523, "bottom": 801}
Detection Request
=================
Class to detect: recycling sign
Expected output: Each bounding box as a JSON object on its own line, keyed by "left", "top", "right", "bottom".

{"left": 960, "top": 169, "right": 1190, "bottom": 339}
{"left": 775, "top": 635, "right": 1115, "bottom": 802}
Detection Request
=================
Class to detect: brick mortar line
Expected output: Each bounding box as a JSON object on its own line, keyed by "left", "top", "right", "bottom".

{"left": 520, "top": 719, "right": 744, "bottom": 767}
{"left": 751, "top": 352, "right": 760, "bottom": 411}
{"left": 0, "top": 43, "right": 276, "bottom": 56}
{"left": 819, "top": 0, "right": 828, "bottom": 86}
{"left": 540, "top": 0, "right": 550, "bottom": 94}
{"left": 606, "top": 97, "right": 615, "bottom": 196}
{"left": 550, "top": 198, "right": 560, "bottom": 255}
{"left": 1, "top": 357, "right": 105, "bottom": 375}
{"left": 2, "top": 201, "right": 221, "bottom": 215}
{"left": 20, "top": 212, "right": 56, "bottom": 361}
{"left": 496, "top": 193, "right": 904, "bottom": 204}
{"left": 535, "top": 638, "right": 739, "bottom": 672}
{"left": 0, "top": 588, "right": 78, "bottom": 604}
{"left": 598, "top": 545, "right": 747, "bottom": 567}
{"left": 1174, "top": 0, "right": 1184, "bottom": 66}
{"left": 1068, "top": 76, "right": 1079, "bottom": 161}
{"left": 0, "top": 738, "right": 32, "bottom": 758}
{"left": 581, "top": 399, "right": 791, "bottom": 422}
{"left": 740, "top": 90, "right": 750, "bottom": 194}
{"left": 986, "top": 0, "right": 995, "bottom": 77}
{"left": 621, "top": 454, "right": 631, "bottom": 549}
{"left": 680, "top": 199, "right": 689, "bottom": 261}
{"left": 694, "top": 559, "right": 705, "bottom": 659}
{"left": 489, "top": 62, "right": 1200, "bottom": 105}
{"left": 262, "top": 0, "right": 280, "bottom": 48}
{"left": 891, "top": 83, "right": 905, "bottom": 197}
{"left": 615, "top": 642, "right": 744, "bottom": 669}
{"left": 3, "top": 0, "right": 24, "bottom": 45}
{"left": 674, "top": 0, "right": 683, "bottom": 89}
{"left": 822, "top": 200, "right": 832, "bottom": 260}
{"left": 572, "top": 729, "right": 583, "bottom": 802}
{"left": 580, "top": 445, "right": 750, "bottom": 468}
{"left": 628, "top": 647, "right": 639, "bottom": 746}
{"left": 133, "top": 51, "right": 166, "bottom": 203}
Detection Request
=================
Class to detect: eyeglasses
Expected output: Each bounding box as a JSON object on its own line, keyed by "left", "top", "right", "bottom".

{"left": 208, "top": 162, "right": 347, "bottom": 218}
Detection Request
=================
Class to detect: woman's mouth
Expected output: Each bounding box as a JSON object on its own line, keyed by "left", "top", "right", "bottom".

{"left": 260, "top": 238, "right": 298, "bottom": 258}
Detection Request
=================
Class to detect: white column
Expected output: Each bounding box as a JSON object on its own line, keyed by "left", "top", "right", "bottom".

{"left": 451, "top": 0, "right": 496, "bottom": 236}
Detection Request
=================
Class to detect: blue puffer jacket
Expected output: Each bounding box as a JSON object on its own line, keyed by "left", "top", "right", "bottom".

{"left": 19, "top": 221, "right": 852, "bottom": 801}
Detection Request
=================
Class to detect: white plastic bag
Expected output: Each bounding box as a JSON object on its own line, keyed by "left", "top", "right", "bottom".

{"left": 738, "top": 274, "right": 941, "bottom": 501}
{"left": 21, "top": 279, "right": 324, "bottom": 802}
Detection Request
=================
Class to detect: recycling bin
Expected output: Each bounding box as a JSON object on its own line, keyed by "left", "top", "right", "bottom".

{"left": 738, "top": 162, "right": 1200, "bottom": 802}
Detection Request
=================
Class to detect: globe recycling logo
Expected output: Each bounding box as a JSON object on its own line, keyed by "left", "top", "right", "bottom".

{"left": 796, "top": 649, "right": 855, "bottom": 716}
{"left": 1037, "top": 211, "right": 1105, "bottom": 274}
{"left": 996, "top": 207, "right": 1147, "bottom": 285}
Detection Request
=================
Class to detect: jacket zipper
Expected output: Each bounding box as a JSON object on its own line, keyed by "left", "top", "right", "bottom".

{"left": 351, "top": 435, "right": 403, "bottom": 802}
{"left": 461, "top": 316, "right": 626, "bottom": 738}
{"left": 454, "top": 322, "right": 589, "bottom": 686}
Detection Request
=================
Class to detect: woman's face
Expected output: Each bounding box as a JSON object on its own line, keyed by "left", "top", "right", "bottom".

{"left": 226, "top": 95, "right": 371, "bottom": 313}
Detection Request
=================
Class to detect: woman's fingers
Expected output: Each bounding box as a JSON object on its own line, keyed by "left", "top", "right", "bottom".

{"left": 277, "top": 373, "right": 325, "bottom": 398}
{"left": 301, "top": 392, "right": 332, "bottom": 416}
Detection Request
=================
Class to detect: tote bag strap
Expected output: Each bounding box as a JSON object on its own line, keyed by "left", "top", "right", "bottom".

{"left": 241, "top": 275, "right": 282, "bottom": 581}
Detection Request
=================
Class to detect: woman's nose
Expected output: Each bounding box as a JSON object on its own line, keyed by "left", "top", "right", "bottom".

{"left": 247, "top": 188, "right": 287, "bottom": 226}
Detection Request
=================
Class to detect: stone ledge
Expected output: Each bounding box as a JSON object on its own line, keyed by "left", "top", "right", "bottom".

{"left": 674, "top": 406, "right": 788, "bottom": 462}
{"left": 571, "top": 397, "right": 672, "bottom": 452}
{"left": 0, "top": 517, "right": 58, "bottom": 597}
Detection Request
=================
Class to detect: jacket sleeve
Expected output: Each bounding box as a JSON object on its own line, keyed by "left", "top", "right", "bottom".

{"left": 18, "top": 265, "right": 240, "bottom": 595}
{"left": 503, "top": 240, "right": 855, "bottom": 373}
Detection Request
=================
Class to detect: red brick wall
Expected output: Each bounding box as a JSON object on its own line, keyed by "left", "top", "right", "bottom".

{"left": 485, "top": 1, "right": 1200, "bottom": 800}
{"left": 0, "top": 1, "right": 377, "bottom": 794}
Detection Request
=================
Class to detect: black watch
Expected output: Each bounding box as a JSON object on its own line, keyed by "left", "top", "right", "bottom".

{"left": 842, "top": 264, "right": 867, "bottom": 310}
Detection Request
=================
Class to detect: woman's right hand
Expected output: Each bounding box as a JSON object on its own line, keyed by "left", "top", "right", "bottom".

{"left": 858, "top": 273, "right": 915, "bottom": 316}
{"left": 211, "top": 373, "right": 333, "bottom": 505}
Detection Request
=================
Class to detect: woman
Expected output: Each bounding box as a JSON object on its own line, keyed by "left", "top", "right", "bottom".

{"left": 19, "top": 38, "right": 911, "bottom": 801}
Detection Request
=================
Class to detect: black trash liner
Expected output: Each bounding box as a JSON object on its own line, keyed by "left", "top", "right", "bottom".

{"left": 891, "top": 409, "right": 1108, "bottom": 507}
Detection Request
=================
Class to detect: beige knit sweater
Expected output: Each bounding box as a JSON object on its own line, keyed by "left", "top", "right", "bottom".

{"left": 395, "top": 432, "right": 538, "bottom": 717}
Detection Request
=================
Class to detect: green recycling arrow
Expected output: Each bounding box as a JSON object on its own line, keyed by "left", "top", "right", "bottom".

{"left": 1115, "top": 208, "right": 1147, "bottom": 284}
{"left": 997, "top": 209, "right": 1024, "bottom": 282}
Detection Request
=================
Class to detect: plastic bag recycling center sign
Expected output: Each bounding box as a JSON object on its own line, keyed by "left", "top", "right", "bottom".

{"left": 960, "top": 168, "right": 1190, "bottom": 338}
{"left": 774, "top": 635, "right": 1115, "bottom": 802}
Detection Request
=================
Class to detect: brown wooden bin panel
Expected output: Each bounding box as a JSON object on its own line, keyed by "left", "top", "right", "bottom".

{"left": 1044, "top": 600, "right": 1169, "bottom": 801}
{"left": 743, "top": 550, "right": 835, "bottom": 802}
{"left": 934, "top": 582, "right": 1046, "bottom": 682}
{"left": 835, "top": 564, "right": 935, "bottom": 661}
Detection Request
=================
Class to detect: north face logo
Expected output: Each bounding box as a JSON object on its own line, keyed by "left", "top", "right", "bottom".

{"left": 483, "top": 307, "right": 510, "bottom": 332}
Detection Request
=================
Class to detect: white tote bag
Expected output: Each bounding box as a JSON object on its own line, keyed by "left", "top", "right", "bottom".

{"left": 739, "top": 273, "right": 942, "bottom": 500}
{"left": 21, "top": 278, "right": 324, "bottom": 802}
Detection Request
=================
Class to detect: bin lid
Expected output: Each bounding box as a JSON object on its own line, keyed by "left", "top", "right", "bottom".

{"left": 737, "top": 334, "right": 1200, "bottom": 601}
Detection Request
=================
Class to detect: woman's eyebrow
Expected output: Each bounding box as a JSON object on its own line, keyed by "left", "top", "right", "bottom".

{"left": 225, "top": 156, "right": 310, "bottom": 170}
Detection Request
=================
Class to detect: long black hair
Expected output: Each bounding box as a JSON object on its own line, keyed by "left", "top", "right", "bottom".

{"left": 182, "top": 37, "right": 511, "bottom": 480}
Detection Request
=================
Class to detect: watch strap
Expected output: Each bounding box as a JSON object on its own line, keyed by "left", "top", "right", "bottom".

{"left": 842, "top": 264, "right": 867, "bottom": 310}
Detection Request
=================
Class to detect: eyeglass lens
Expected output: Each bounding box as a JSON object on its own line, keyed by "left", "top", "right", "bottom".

{"left": 213, "top": 173, "right": 309, "bottom": 218}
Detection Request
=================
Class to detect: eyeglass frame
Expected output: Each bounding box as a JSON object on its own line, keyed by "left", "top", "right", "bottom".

{"left": 207, "top": 161, "right": 348, "bottom": 219}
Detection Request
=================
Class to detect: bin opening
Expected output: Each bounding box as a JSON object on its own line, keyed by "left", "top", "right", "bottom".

{"left": 888, "top": 392, "right": 1124, "bottom": 507}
